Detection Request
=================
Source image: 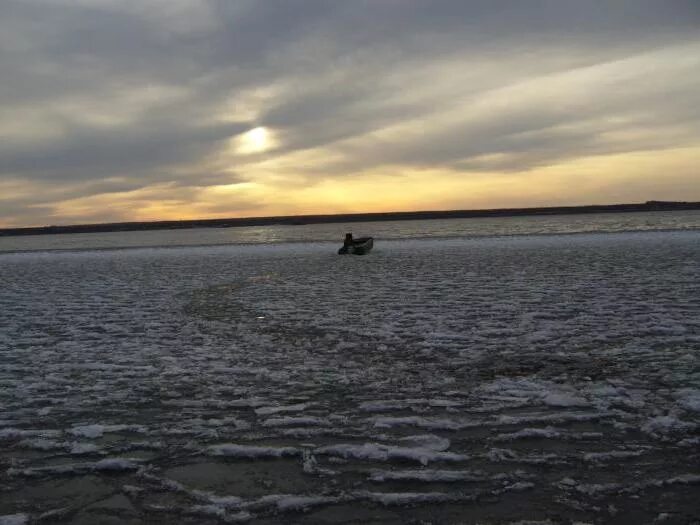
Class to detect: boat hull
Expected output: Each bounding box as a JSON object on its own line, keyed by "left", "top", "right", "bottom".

{"left": 338, "top": 237, "right": 373, "bottom": 255}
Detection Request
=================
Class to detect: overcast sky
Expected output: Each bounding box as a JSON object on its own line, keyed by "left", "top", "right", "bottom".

{"left": 1, "top": 0, "right": 699, "bottom": 227}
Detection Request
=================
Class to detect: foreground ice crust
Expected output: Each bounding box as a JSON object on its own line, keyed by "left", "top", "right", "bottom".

{"left": 0, "top": 231, "right": 699, "bottom": 523}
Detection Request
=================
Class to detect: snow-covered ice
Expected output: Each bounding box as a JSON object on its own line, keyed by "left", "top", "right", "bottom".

{"left": 0, "top": 231, "right": 698, "bottom": 522}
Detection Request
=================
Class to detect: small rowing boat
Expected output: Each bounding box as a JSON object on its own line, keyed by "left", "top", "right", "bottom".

{"left": 338, "top": 233, "right": 374, "bottom": 255}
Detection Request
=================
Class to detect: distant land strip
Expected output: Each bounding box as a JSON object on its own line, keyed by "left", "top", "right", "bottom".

{"left": 2, "top": 201, "right": 699, "bottom": 237}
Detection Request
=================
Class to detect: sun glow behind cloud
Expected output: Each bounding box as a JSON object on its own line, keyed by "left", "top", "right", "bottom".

{"left": 235, "top": 127, "right": 273, "bottom": 154}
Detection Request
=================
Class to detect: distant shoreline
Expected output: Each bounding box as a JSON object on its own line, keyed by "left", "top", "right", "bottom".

{"left": 2, "top": 201, "right": 699, "bottom": 237}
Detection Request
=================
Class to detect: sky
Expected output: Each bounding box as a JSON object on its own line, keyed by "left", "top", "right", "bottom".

{"left": 1, "top": 1, "right": 699, "bottom": 227}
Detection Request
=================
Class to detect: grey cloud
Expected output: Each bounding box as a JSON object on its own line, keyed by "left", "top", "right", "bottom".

{"left": 1, "top": 0, "right": 699, "bottom": 224}
{"left": 0, "top": 120, "right": 248, "bottom": 181}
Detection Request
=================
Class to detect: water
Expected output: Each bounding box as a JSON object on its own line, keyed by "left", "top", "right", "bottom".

{"left": 2, "top": 231, "right": 699, "bottom": 523}
{"left": 2, "top": 213, "right": 699, "bottom": 522}
{"left": 1, "top": 209, "right": 699, "bottom": 253}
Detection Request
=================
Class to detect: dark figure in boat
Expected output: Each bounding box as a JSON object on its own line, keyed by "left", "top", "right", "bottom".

{"left": 338, "top": 233, "right": 374, "bottom": 255}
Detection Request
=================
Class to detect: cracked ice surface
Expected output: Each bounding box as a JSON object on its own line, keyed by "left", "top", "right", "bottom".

{"left": 1, "top": 231, "right": 699, "bottom": 523}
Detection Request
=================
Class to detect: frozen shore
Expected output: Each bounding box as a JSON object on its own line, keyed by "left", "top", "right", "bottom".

{"left": 1, "top": 232, "right": 699, "bottom": 523}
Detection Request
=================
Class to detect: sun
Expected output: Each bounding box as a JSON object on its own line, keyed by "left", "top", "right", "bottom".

{"left": 237, "top": 126, "right": 270, "bottom": 154}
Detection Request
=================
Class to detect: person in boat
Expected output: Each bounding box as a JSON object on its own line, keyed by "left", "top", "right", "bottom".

{"left": 338, "top": 233, "right": 353, "bottom": 254}
{"left": 339, "top": 232, "right": 374, "bottom": 254}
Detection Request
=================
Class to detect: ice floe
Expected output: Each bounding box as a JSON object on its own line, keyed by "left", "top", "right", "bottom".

{"left": 315, "top": 443, "right": 468, "bottom": 465}
{"left": 206, "top": 444, "right": 300, "bottom": 458}
{"left": 1, "top": 230, "right": 698, "bottom": 521}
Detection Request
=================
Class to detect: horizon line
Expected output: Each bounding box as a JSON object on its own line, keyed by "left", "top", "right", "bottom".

{"left": 2, "top": 200, "right": 699, "bottom": 237}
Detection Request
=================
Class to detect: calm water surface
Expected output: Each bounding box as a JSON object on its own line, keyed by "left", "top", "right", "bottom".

{"left": 1, "top": 210, "right": 699, "bottom": 253}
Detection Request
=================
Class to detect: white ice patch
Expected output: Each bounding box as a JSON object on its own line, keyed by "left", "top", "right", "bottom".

{"left": 480, "top": 378, "right": 589, "bottom": 408}
{"left": 8, "top": 457, "right": 140, "bottom": 476}
{"left": 541, "top": 392, "right": 588, "bottom": 408}
{"left": 575, "top": 482, "right": 622, "bottom": 496}
{"left": 18, "top": 438, "right": 63, "bottom": 451}
{"left": 249, "top": 494, "right": 340, "bottom": 512}
{"left": 496, "top": 411, "right": 609, "bottom": 426}
{"left": 583, "top": 450, "right": 644, "bottom": 462}
{"left": 359, "top": 400, "right": 409, "bottom": 412}
{"left": 262, "top": 416, "right": 329, "bottom": 427}
{"left": 0, "top": 428, "right": 60, "bottom": 440}
{"left": 485, "top": 448, "right": 564, "bottom": 465}
{"left": 192, "top": 490, "right": 244, "bottom": 508}
{"left": 355, "top": 491, "right": 462, "bottom": 506}
{"left": 359, "top": 399, "right": 462, "bottom": 412}
{"left": 371, "top": 416, "right": 466, "bottom": 430}
{"left": 369, "top": 469, "right": 485, "bottom": 482}
{"left": 93, "top": 458, "right": 140, "bottom": 471}
{"left": 492, "top": 481, "right": 535, "bottom": 494}
{"left": 189, "top": 505, "right": 225, "bottom": 518}
{"left": 69, "top": 442, "right": 101, "bottom": 455}
{"left": 254, "top": 404, "right": 309, "bottom": 416}
{"left": 206, "top": 444, "right": 300, "bottom": 458}
{"left": 0, "top": 515, "right": 29, "bottom": 525}
{"left": 185, "top": 417, "right": 250, "bottom": 429}
{"left": 657, "top": 474, "right": 700, "bottom": 486}
{"left": 675, "top": 389, "right": 700, "bottom": 413}
{"left": 397, "top": 434, "right": 450, "bottom": 452}
{"left": 494, "top": 427, "right": 561, "bottom": 441}
{"left": 69, "top": 424, "right": 146, "bottom": 439}
{"left": 641, "top": 415, "right": 696, "bottom": 438}
{"left": 315, "top": 443, "right": 468, "bottom": 466}
{"left": 678, "top": 437, "right": 700, "bottom": 447}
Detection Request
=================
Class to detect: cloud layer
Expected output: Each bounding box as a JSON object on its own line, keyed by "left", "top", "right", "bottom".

{"left": 1, "top": 0, "right": 699, "bottom": 226}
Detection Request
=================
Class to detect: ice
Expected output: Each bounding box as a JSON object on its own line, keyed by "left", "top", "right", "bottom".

{"left": 262, "top": 416, "right": 329, "bottom": 427}
{"left": 189, "top": 505, "right": 227, "bottom": 519}
{"left": 7, "top": 458, "right": 140, "bottom": 477}
{"left": 675, "top": 389, "right": 700, "bottom": 412}
{"left": 0, "top": 515, "right": 28, "bottom": 525}
{"left": 369, "top": 469, "right": 485, "bottom": 482}
{"left": 371, "top": 416, "right": 466, "bottom": 430}
{"left": 485, "top": 448, "right": 564, "bottom": 465}
{"left": 206, "top": 444, "right": 300, "bottom": 458}
{"left": 583, "top": 450, "right": 645, "bottom": 462}
{"left": 359, "top": 400, "right": 411, "bottom": 412}
{"left": 359, "top": 399, "right": 462, "bottom": 412}
{"left": 541, "top": 392, "right": 588, "bottom": 407}
{"left": 355, "top": 491, "right": 463, "bottom": 506}
{"left": 494, "top": 427, "right": 561, "bottom": 441}
{"left": 1, "top": 231, "right": 699, "bottom": 521}
{"left": 315, "top": 443, "right": 468, "bottom": 465}
{"left": 0, "top": 429, "right": 60, "bottom": 440}
{"left": 93, "top": 458, "right": 140, "bottom": 471}
{"left": 495, "top": 411, "right": 611, "bottom": 426}
{"left": 575, "top": 483, "right": 622, "bottom": 496}
{"left": 641, "top": 415, "right": 696, "bottom": 438}
{"left": 69, "top": 442, "right": 101, "bottom": 455}
{"left": 254, "top": 404, "right": 309, "bottom": 416}
{"left": 493, "top": 481, "right": 535, "bottom": 494}
{"left": 250, "top": 494, "right": 340, "bottom": 512}
{"left": 69, "top": 424, "right": 146, "bottom": 439}
{"left": 192, "top": 491, "right": 244, "bottom": 508}
{"left": 658, "top": 474, "right": 700, "bottom": 485}
{"left": 17, "top": 438, "right": 62, "bottom": 451}
{"left": 398, "top": 434, "right": 450, "bottom": 451}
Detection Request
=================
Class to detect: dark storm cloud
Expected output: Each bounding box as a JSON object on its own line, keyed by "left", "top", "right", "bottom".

{"left": 1, "top": 0, "right": 699, "bottom": 225}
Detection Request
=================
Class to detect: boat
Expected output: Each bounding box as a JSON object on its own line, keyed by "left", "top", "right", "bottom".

{"left": 338, "top": 233, "right": 374, "bottom": 255}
